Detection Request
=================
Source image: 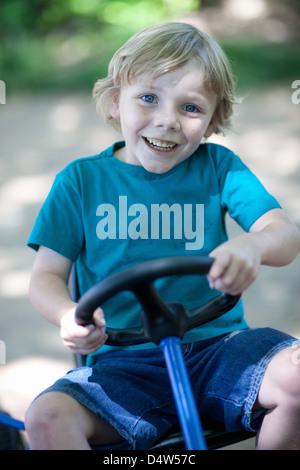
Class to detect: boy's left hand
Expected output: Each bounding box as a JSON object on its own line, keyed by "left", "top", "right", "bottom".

{"left": 208, "top": 234, "right": 261, "bottom": 295}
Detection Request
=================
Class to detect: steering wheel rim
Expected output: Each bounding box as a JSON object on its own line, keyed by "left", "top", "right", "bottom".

{"left": 75, "top": 256, "right": 241, "bottom": 346}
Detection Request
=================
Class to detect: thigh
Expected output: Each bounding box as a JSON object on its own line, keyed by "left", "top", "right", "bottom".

{"left": 187, "top": 328, "right": 297, "bottom": 432}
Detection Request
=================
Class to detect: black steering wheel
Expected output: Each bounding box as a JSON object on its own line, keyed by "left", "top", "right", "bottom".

{"left": 75, "top": 256, "right": 241, "bottom": 346}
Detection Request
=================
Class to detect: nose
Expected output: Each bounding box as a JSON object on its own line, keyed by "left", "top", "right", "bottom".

{"left": 153, "top": 107, "right": 181, "bottom": 132}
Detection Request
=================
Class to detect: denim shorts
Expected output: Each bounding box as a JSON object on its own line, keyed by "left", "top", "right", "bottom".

{"left": 39, "top": 327, "right": 297, "bottom": 450}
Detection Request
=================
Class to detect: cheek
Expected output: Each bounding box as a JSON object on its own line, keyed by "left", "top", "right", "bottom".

{"left": 122, "top": 109, "right": 149, "bottom": 135}
{"left": 192, "top": 116, "right": 214, "bottom": 139}
{"left": 185, "top": 123, "right": 206, "bottom": 143}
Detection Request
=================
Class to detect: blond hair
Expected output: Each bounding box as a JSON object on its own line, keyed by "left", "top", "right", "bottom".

{"left": 93, "top": 22, "right": 238, "bottom": 135}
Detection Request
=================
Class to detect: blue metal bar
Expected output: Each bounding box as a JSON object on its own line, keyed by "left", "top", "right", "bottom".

{"left": 160, "top": 336, "right": 207, "bottom": 450}
{"left": 0, "top": 413, "right": 25, "bottom": 431}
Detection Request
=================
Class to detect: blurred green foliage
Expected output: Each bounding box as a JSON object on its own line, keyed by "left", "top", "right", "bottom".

{"left": 0, "top": 0, "right": 199, "bottom": 91}
{"left": 0, "top": 0, "right": 299, "bottom": 93}
{"left": 223, "top": 40, "right": 300, "bottom": 90}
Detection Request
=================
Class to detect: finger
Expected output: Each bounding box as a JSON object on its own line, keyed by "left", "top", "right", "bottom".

{"left": 213, "top": 261, "right": 257, "bottom": 295}
{"left": 63, "top": 328, "right": 107, "bottom": 354}
{"left": 93, "top": 307, "right": 106, "bottom": 328}
{"left": 226, "top": 265, "right": 259, "bottom": 295}
{"left": 215, "top": 259, "right": 241, "bottom": 289}
{"left": 208, "top": 252, "right": 231, "bottom": 282}
{"left": 77, "top": 331, "right": 108, "bottom": 355}
{"left": 76, "top": 323, "right": 97, "bottom": 338}
{"left": 87, "top": 327, "right": 108, "bottom": 348}
{"left": 61, "top": 324, "right": 94, "bottom": 344}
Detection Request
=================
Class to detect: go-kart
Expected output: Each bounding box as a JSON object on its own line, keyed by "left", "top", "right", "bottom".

{"left": 75, "top": 256, "right": 255, "bottom": 450}
{"left": 0, "top": 256, "right": 255, "bottom": 450}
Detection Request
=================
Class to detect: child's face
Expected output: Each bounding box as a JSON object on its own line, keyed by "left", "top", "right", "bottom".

{"left": 111, "top": 61, "right": 217, "bottom": 173}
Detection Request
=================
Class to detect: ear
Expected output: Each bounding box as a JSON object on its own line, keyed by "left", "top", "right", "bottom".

{"left": 109, "top": 89, "right": 121, "bottom": 119}
{"left": 204, "top": 117, "right": 216, "bottom": 138}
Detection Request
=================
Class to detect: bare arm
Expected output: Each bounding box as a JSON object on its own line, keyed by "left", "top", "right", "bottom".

{"left": 29, "top": 246, "right": 107, "bottom": 354}
{"left": 248, "top": 208, "right": 300, "bottom": 266}
{"left": 208, "top": 208, "right": 300, "bottom": 295}
{"left": 29, "top": 246, "right": 75, "bottom": 326}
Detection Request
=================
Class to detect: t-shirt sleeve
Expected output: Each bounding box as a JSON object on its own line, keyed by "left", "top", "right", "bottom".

{"left": 27, "top": 168, "right": 84, "bottom": 261}
{"left": 213, "top": 145, "right": 281, "bottom": 231}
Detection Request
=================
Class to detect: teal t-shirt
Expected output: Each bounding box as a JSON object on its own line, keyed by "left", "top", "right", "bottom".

{"left": 28, "top": 142, "right": 280, "bottom": 361}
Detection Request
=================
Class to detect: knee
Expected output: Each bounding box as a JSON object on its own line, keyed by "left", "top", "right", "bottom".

{"left": 25, "top": 394, "right": 57, "bottom": 434}
{"left": 271, "top": 346, "right": 300, "bottom": 402}
{"left": 25, "top": 392, "right": 70, "bottom": 443}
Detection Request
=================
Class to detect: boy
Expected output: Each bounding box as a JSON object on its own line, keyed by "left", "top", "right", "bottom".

{"left": 25, "top": 23, "right": 300, "bottom": 449}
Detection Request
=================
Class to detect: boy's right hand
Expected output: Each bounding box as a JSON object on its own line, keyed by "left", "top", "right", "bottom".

{"left": 60, "top": 306, "right": 108, "bottom": 355}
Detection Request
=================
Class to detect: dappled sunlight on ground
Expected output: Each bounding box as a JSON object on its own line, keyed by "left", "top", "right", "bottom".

{"left": 0, "top": 357, "right": 72, "bottom": 421}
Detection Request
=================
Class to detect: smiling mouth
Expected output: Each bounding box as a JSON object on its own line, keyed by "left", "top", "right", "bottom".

{"left": 143, "top": 137, "right": 178, "bottom": 152}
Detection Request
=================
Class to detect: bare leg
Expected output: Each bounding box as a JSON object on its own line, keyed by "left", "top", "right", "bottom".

{"left": 25, "top": 391, "right": 123, "bottom": 450}
{"left": 255, "top": 346, "right": 300, "bottom": 449}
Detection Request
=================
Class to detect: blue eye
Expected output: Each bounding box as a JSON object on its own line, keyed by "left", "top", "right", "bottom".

{"left": 183, "top": 104, "right": 199, "bottom": 113}
{"left": 141, "top": 95, "right": 157, "bottom": 103}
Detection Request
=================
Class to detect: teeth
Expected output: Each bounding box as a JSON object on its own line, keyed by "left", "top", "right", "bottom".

{"left": 146, "top": 137, "right": 176, "bottom": 150}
